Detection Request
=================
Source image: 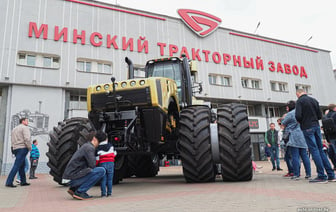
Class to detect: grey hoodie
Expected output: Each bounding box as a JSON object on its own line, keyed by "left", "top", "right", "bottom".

{"left": 62, "top": 142, "right": 96, "bottom": 180}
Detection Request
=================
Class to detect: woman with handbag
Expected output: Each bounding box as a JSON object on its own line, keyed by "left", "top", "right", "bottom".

{"left": 281, "top": 100, "right": 311, "bottom": 180}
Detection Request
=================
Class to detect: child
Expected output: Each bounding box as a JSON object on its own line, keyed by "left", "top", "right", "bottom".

{"left": 29, "top": 139, "right": 40, "bottom": 179}
{"left": 95, "top": 131, "right": 117, "bottom": 197}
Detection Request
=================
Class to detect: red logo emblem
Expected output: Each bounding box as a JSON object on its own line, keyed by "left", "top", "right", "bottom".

{"left": 177, "top": 9, "right": 222, "bottom": 37}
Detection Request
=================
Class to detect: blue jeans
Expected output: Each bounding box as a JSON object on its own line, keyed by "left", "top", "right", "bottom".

{"left": 302, "top": 126, "right": 334, "bottom": 179}
{"left": 99, "top": 162, "right": 114, "bottom": 196}
{"left": 17, "top": 157, "right": 29, "bottom": 181}
{"left": 270, "top": 145, "right": 280, "bottom": 169}
{"left": 284, "top": 147, "right": 293, "bottom": 173}
{"left": 290, "top": 147, "right": 311, "bottom": 177}
{"left": 6, "top": 148, "right": 29, "bottom": 185}
{"left": 70, "top": 167, "right": 106, "bottom": 194}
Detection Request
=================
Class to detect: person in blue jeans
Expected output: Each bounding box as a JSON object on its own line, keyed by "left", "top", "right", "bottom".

{"left": 282, "top": 100, "right": 311, "bottom": 180}
{"left": 6, "top": 118, "right": 32, "bottom": 187}
{"left": 295, "top": 89, "right": 336, "bottom": 183}
{"left": 283, "top": 146, "right": 294, "bottom": 177}
{"left": 95, "top": 131, "right": 117, "bottom": 197}
{"left": 265, "top": 123, "right": 282, "bottom": 171}
{"left": 16, "top": 157, "right": 29, "bottom": 183}
{"left": 62, "top": 131, "right": 106, "bottom": 200}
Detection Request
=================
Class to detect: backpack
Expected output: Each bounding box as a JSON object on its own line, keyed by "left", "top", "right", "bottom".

{"left": 322, "top": 117, "right": 336, "bottom": 135}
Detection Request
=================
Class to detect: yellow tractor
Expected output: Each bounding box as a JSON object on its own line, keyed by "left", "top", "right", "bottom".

{"left": 47, "top": 55, "right": 252, "bottom": 184}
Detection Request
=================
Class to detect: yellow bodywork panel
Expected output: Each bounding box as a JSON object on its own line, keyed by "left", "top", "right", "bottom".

{"left": 87, "top": 77, "right": 180, "bottom": 113}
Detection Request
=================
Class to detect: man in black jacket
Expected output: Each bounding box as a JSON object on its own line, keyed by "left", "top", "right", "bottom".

{"left": 63, "top": 131, "right": 106, "bottom": 200}
{"left": 324, "top": 104, "right": 336, "bottom": 170}
{"left": 295, "top": 89, "right": 335, "bottom": 183}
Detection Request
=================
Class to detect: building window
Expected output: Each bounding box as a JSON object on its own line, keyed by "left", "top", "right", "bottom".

{"left": 241, "top": 78, "right": 262, "bottom": 89}
{"left": 247, "top": 104, "right": 262, "bottom": 116}
{"left": 26, "top": 55, "right": 36, "bottom": 66}
{"left": 266, "top": 106, "right": 280, "bottom": 118}
{"left": 17, "top": 52, "right": 60, "bottom": 69}
{"left": 270, "top": 81, "right": 288, "bottom": 92}
{"left": 77, "top": 59, "right": 112, "bottom": 74}
{"left": 271, "top": 82, "right": 276, "bottom": 91}
{"left": 247, "top": 105, "right": 256, "bottom": 116}
{"left": 97, "top": 63, "right": 112, "bottom": 74}
{"left": 219, "top": 76, "right": 231, "bottom": 86}
{"left": 208, "top": 74, "right": 217, "bottom": 84}
{"left": 241, "top": 78, "right": 248, "bottom": 88}
{"left": 251, "top": 80, "right": 260, "bottom": 89}
{"left": 208, "top": 74, "right": 232, "bottom": 87}
{"left": 70, "top": 95, "right": 87, "bottom": 110}
{"left": 43, "top": 56, "right": 60, "bottom": 68}
{"left": 279, "top": 83, "right": 287, "bottom": 92}
{"left": 134, "top": 65, "right": 145, "bottom": 78}
{"left": 295, "top": 84, "right": 311, "bottom": 94}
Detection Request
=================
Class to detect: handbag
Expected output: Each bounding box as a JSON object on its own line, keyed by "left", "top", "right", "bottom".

{"left": 282, "top": 131, "right": 290, "bottom": 143}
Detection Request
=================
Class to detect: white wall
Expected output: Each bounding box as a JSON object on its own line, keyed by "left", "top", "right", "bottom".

{"left": 2, "top": 85, "right": 64, "bottom": 175}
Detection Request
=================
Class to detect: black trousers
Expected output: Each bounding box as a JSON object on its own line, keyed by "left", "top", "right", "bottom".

{"left": 29, "top": 158, "right": 38, "bottom": 178}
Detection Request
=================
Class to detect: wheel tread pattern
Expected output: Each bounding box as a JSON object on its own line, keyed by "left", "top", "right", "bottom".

{"left": 218, "top": 103, "right": 252, "bottom": 182}
{"left": 178, "top": 106, "right": 215, "bottom": 183}
{"left": 46, "top": 117, "right": 94, "bottom": 185}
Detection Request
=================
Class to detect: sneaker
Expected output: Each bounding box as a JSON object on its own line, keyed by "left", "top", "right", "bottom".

{"left": 272, "top": 168, "right": 276, "bottom": 171}
{"left": 283, "top": 173, "right": 294, "bottom": 177}
{"left": 305, "top": 175, "right": 312, "bottom": 180}
{"left": 328, "top": 178, "right": 336, "bottom": 182}
{"left": 277, "top": 168, "right": 283, "bottom": 171}
{"left": 309, "top": 178, "right": 328, "bottom": 184}
{"left": 73, "top": 191, "right": 93, "bottom": 200}
{"left": 15, "top": 179, "right": 21, "bottom": 184}
{"left": 291, "top": 176, "right": 300, "bottom": 180}
{"left": 67, "top": 188, "right": 76, "bottom": 197}
{"left": 20, "top": 183, "right": 30, "bottom": 186}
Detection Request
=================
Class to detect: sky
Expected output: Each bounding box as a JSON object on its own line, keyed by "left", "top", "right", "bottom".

{"left": 100, "top": 0, "right": 336, "bottom": 69}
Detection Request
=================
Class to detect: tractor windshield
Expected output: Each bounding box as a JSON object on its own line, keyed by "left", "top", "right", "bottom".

{"left": 146, "top": 60, "right": 182, "bottom": 89}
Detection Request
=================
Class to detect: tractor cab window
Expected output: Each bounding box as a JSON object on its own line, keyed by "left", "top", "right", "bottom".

{"left": 147, "top": 61, "right": 181, "bottom": 85}
{"left": 146, "top": 61, "right": 182, "bottom": 97}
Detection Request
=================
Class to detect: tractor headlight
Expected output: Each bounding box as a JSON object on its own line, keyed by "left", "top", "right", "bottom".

{"left": 96, "top": 86, "right": 101, "bottom": 91}
{"left": 121, "top": 82, "right": 127, "bottom": 88}
{"left": 130, "top": 81, "right": 136, "bottom": 86}
{"left": 104, "top": 84, "right": 110, "bottom": 90}
{"left": 139, "top": 80, "right": 145, "bottom": 85}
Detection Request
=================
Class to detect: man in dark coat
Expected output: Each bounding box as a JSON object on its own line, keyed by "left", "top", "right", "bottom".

{"left": 295, "top": 89, "right": 335, "bottom": 183}
{"left": 324, "top": 104, "right": 336, "bottom": 170}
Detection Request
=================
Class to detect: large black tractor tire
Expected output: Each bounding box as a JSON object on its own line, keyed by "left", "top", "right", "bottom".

{"left": 113, "top": 154, "right": 129, "bottom": 184}
{"left": 134, "top": 154, "right": 160, "bottom": 178}
{"left": 178, "top": 106, "right": 216, "bottom": 183}
{"left": 217, "top": 103, "right": 253, "bottom": 181}
{"left": 46, "top": 117, "right": 95, "bottom": 185}
{"left": 123, "top": 155, "right": 137, "bottom": 178}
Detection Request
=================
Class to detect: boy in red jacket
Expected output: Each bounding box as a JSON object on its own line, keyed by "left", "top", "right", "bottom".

{"left": 95, "top": 131, "right": 117, "bottom": 197}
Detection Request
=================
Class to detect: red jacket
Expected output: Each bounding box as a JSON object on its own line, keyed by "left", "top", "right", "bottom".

{"left": 96, "top": 141, "right": 117, "bottom": 165}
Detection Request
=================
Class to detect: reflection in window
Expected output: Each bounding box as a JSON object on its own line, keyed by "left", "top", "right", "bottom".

{"left": 27, "top": 55, "right": 36, "bottom": 66}
{"left": 43, "top": 57, "right": 52, "bottom": 67}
